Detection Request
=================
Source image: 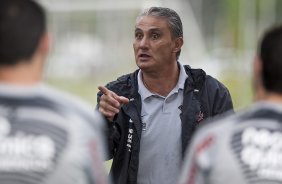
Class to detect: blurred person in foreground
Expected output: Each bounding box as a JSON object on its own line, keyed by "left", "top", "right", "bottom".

{"left": 0, "top": 0, "right": 109, "bottom": 184}
{"left": 178, "top": 25, "right": 282, "bottom": 184}
{"left": 97, "top": 7, "right": 233, "bottom": 184}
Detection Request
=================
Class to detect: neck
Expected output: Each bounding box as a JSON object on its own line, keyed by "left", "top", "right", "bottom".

{"left": 258, "top": 92, "right": 282, "bottom": 104}
{"left": 141, "top": 63, "right": 180, "bottom": 97}
{"left": 0, "top": 58, "right": 43, "bottom": 86}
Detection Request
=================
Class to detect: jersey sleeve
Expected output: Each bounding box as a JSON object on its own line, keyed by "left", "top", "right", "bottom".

{"left": 178, "top": 132, "right": 216, "bottom": 184}
{"left": 84, "top": 112, "right": 111, "bottom": 184}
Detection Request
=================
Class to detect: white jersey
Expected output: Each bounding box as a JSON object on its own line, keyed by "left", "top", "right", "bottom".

{"left": 179, "top": 101, "right": 282, "bottom": 184}
{"left": 0, "top": 83, "right": 109, "bottom": 184}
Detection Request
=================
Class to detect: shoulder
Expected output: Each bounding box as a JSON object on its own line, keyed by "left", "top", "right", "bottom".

{"left": 194, "top": 111, "right": 236, "bottom": 139}
{"left": 40, "top": 84, "right": 105, "bottom": 129}
{"left": 183, "top": 65, "right": 229, "bottom": 92}
{"left": 186, "top": 111, "right": 239, "bottom": 159}
{"left": 191, "top": 102, "right": 282, "bottom": 153}
{"left": 111, "top": 69, "right": 138, "bottom": 85}
{"left": 205, "top": 75, "right": 229, "bottom": 92}
{"left": 41, "top": 85, "right": 92, "bottom": 110}
{"left": 183, "top": 65, "right": 206, "bottom": 83}
{"left": 102, "top": 69, "right": 139, "bottom": 96}
{"left": 37, "top": 86, "right": 108, "bottom": 183}
{"left": 192, "top": 104, "right": 263, "bottom": 142}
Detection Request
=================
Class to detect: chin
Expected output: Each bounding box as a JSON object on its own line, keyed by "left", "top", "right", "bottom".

{"left": 137, "top": 61, "right": 150, "bottom": 70}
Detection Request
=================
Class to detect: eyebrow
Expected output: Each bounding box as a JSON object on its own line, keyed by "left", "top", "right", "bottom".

{"left": 135, "top": 27, "right": 162, "bottom": 32}
{"left": 135, "top": 28, "right": 142, "bottom": 32}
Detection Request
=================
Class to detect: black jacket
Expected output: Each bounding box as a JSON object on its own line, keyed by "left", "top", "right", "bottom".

{"left": 97, "top": 65, "right": 233, "bottom": 184}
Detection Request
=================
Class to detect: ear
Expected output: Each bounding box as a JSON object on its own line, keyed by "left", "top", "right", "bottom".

{"left": 253, "top": 56, "right": 265, "bottom": 100}
{"left": 254, "top": 56, "right": 262, "bottom": 82}
{"left": 38, "top": 32, "right": 51, "bottom": 56}
{"left": 172, "top": 37, "right": 183, "bottom": 53}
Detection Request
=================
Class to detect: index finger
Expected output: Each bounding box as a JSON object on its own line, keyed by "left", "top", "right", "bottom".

{"left": 98, "top": 86, "right": 110, "bottom": 95}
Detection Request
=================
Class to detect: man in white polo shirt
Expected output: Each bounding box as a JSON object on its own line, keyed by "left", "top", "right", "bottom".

{"left": 97, "top": 7, "right": 233, "bottom": 184}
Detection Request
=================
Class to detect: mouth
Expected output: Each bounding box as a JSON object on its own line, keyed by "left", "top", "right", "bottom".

{"left": 138, "top": 53, "right": 151, "bottom": 60}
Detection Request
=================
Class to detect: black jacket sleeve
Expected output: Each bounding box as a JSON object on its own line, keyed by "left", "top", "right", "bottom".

{"left": 96, "top": 86, "right": 120, "bottom": 160}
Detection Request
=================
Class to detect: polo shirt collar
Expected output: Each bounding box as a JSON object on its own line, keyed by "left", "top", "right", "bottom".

{"left": 138, "top": 62, "right": 188, "bottom": 101}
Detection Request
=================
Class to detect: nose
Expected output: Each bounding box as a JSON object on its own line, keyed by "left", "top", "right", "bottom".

{"left": 139, "top": 36, "right": 149, "bottom": 49}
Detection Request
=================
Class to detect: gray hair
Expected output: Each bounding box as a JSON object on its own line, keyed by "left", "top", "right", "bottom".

{"left": 137, "top": 7, "right": 183, "bottom": 60}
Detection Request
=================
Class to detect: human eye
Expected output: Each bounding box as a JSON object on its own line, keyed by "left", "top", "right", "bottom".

{"left": 135, "top": 32, "right": 143, "bottom": 40}
{"left": 151, "top": 32, "right": 160, "bottom": 40}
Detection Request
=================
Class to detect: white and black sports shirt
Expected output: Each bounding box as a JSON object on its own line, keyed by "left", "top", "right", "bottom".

{"left": 0, "top": 83, "right": 109, "bottom": 184}
{"left": 179, "top": 101, "right": 282, "bottom": 184}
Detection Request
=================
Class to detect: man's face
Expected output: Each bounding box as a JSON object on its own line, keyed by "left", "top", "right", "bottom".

{"left": 133, "top": 16, "right": 180, "bottom": 73}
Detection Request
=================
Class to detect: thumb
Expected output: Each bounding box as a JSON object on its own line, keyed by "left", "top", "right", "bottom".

{"left": 118, "top": 96, "right": 130, "bottom": 104}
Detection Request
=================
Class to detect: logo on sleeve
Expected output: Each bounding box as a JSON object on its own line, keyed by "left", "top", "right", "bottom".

{"left": 126, "top": 119, "right": 134, "bottom": 152}
{"left": 196, "top": 111, "right": 204, "bottom": 123}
